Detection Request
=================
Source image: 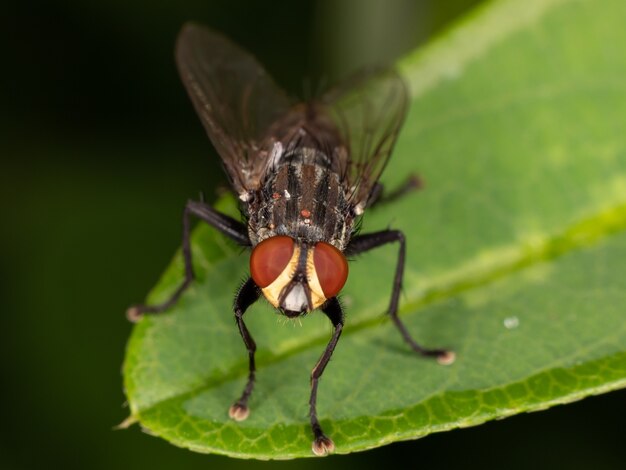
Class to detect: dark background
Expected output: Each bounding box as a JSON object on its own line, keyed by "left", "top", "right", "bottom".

{"left": 1, "top": 1, "right": 625, "bottom": 469}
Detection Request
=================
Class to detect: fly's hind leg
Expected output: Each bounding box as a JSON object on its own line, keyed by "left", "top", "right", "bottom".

{"left": 366, "top": 174, "right": 422, "bottom": 209}
{"left": 126, "top": 199, "right": 250, "bottom": 322}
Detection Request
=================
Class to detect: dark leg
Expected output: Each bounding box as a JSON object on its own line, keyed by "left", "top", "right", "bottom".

{"left": 127, "top": 199, "right": 250, "bottom": 322}
{"left": 366, "top": 174, "right": 422, "bottom": 209}
{"left": 346, "top": 230, "right": 454, "bottom": 365}
{"left": 310, "top": 298, "right": 344, "bottom": 456}
{"left": 229, "top": 277, "right": 261, "bottom": 421}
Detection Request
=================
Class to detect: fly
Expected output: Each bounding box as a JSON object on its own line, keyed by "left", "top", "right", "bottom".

{"left": 127, "top": 23, "right": 455, "bottom": 456}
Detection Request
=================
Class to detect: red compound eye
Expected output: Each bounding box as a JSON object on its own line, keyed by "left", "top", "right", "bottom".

{"left": 250, "top": 236, "right": 295, "bottom": 288}
{"left": 313, "top": 242, "right": 349, "bottom": 298}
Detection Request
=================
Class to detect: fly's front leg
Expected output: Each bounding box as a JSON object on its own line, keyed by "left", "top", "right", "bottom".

{"left": 310, "top": 297, "right": 344, "bottom": 456}
{"left": 229, "top": 277, "right": 261, "bottom": 421}
{"left": 346, "top": 230, "right": 455, "bottom": 365}
{"left": 127, "top": 199, "right": 250, "bottom": 322}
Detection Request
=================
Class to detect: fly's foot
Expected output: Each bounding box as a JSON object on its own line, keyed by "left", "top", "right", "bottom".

{"left": 436, "top": 350, "right": 456, "bottom": 366}
{"left": 312, "top": 434, "right": 335, "bottom": 456}
{"left": 228, "top": 403, "right": 250, "bottom": 421}
{"left": 418, "top": 348, "right": 456, "bottom": 365}
{"left": 405, "top": 173, "right": 423, "bottom": 191}
{"left": 411, "top": 345, "right": 456, "bottom": 366}
{"left": 126, "top": 305, "right": 145, "bottom": 323}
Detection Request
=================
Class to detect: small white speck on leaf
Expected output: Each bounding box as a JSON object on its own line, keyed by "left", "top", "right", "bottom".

{"left": 503, "top": 316, "right": 520, "bottom": 329}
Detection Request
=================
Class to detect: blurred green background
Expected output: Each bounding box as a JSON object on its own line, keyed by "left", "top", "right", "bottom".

{"left": 2, "top": 1, "right": 625, "bottom": 469}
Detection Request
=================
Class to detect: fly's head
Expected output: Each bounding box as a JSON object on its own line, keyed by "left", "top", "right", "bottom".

{"left": 250, "top": 236, "right": 348, "bottom": 317}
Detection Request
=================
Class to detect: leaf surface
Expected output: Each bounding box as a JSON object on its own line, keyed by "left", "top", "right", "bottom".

{"left": 123, "top": 0, "right": 626, "bottom": 458}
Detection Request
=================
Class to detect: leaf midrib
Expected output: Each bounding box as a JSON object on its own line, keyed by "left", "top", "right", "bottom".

{"left": 131, "top": 199, "right": 626, "bottom": 417}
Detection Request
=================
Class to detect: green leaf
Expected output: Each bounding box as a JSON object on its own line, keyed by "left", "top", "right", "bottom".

{"left": 123, "top": 0, "right": 626, "bottom": 459}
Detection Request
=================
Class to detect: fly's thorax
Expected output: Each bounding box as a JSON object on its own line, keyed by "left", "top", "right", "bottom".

{"left": 247, "top": 147, "right": 354, "bottom": 249}
{"left": 249, "top": 237, "right": 349, "bottom": 315}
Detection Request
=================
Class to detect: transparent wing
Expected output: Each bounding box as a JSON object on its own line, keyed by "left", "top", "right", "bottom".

{"left": 175, "top": 23, "right": 293, "bottom": 194}
{"left": 321, "top": 68, "right": 409, "bottom": 211}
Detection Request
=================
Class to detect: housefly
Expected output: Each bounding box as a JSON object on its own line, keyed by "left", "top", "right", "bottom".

{"left": 128, "top": 23, "right": 454, "bottom": 456}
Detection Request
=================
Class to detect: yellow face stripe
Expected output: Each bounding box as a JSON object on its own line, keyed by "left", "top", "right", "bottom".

{"left": 260, "top": 244, "right": 328, "bottom": 311}
{"left": 261, "top": 245, "right": 300, "bottom": 308}
{"left": 306, "top": 248, "right": 327, "bottom": 309}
